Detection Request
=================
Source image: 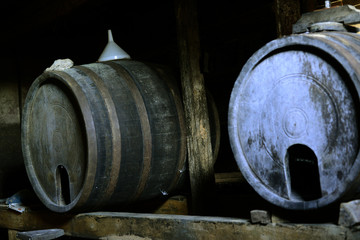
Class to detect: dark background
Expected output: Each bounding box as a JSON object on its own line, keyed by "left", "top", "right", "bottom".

{"left": 0, "top": 0, "right": 279, "bottom": 173}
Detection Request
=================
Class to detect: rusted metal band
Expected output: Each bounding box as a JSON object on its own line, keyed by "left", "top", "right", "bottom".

{"left": 74, "top": 65, "right": 121, "bottom": 205}
{"left": 104, "top": 61, "right": 152, "bottom": 201}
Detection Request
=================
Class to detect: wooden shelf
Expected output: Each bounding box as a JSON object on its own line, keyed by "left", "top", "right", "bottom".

{"left": 0, "top": 206, "right": 359, "bottom": 239}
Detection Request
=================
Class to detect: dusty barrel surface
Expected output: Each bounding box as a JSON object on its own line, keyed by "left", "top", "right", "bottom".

{"left": 22, "top": 60, "right": 186, "bottom": 212}
{"left": 228, "top": 32, "right": 360, "bottom": 210}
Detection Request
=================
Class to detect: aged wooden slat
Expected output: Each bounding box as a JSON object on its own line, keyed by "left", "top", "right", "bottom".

{"left": 0, "top": 58, "right": 30, "bottom": 198}
{"left": 153, "top": 195, "right": 188, "bottom": 215}
{"left": 7, "top": 229, "right": 18, "bottom": 240}
{"left": 215, "top": 172, "right": 244, "bottom": 184}
{"left": 175, "top": 0, "right": 215, "bottom": 215}
{"left": 0, "top": 209, "right": 359, "bottom": 240}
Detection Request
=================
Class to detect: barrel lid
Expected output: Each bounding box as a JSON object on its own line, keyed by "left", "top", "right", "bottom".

{"left": 22, "top": 72, "right": 89, "bottom": 212}
{"left": 229, "top": 33, "right": 360, "bottom": 209}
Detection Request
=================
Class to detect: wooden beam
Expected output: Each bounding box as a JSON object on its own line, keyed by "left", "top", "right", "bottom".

{"left": 0, "top": 208, "right": 359, "bottom": 239}
{"left": 274, "top": 0, "right": 302, "bottom": 37}
{"left": 7, "top": 230, "right": 18, "bottom": 240}
{"left": 215, "top": 172, "right": 244, "bottom": 184}
{"left": 175, "top": 0, "right": 215, "bottom": 215}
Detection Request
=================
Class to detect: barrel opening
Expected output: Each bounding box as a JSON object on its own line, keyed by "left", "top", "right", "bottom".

{"left": 56, "top": 165, "right": 71, "bottom": 205}
{"left": 286, "top": 144, "right": 322, "bottom": 201}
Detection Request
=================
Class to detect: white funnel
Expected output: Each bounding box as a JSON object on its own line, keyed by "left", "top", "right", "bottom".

{"left": 98, "top": 30, "right": 131, "bottom": 62}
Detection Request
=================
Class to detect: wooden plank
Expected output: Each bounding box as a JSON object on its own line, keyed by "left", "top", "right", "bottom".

{"left": 8, "top": 229, "right": 17, "bottom": 240}
{"left": 153, "top": 195, "right": 188, "bottom": 215}
{"left": 0, "top": 209, "right": 359, "bottom": 240}
{"left": 16, "top": 229, "right": 64, "bottom": 240}
{"left": 175, "top": 0, "right": 215, "bottom": 215}
{"left": 0, "top": 209, "right": 72, "bottom": 231}
{"left": 215, "top": 172, "right": 244, "bottom": 184}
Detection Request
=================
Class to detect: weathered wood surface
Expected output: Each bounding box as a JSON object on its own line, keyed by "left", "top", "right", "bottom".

{"left": 0, "top": 208, "right": 359, "bottom": 240}
{"left": 273, "top": 0, "right": 301, "bottom": 37}
{"left": 21, "top": 60, "right": 186, "bottom": 212}
{"left": 175, "top": 0, "right": 215, "bottom": 215}
{"left": 0, "top": 59, "right": 29, "bottom": 198}
{"left": 152, "top": 195, "right": 188, "bottom": 215}
{"left": 7, "top": 229, "right": 17, "bottom": 240}
{"left": 215, "top": 172, "right": 244, "bottom": 184}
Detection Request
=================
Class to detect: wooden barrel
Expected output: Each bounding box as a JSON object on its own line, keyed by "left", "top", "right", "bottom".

{"left": 228, "top": 31, "right": 360, "bottom": 210}
{"left": 22, "top": 60, "right": 186, "bottom": 212}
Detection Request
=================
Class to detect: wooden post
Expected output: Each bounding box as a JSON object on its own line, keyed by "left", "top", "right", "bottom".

{"left": 175, "top": 0, "right": 215, "bottom": 214}
{"left": 8, "top": 230, "right": 18, "bottom": 240}
{"left": 274, "top": 0, "right": 302, "bottom": 37}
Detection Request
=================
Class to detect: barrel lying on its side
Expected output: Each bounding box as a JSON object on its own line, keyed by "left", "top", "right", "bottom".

{"left": 228, "top": 32, "right": 360, "bottom": 210}
{"left": 22, "top": 60, "right": 186, "bottom": 212}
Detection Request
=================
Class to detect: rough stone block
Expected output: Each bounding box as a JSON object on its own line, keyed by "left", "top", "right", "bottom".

{"left": 250, "top": 210, "right": 272, "bottom": 224}
{"left": 338, "top": 199, "right": 360, "bottom": 227}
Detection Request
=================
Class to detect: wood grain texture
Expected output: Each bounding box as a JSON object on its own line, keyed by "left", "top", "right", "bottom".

{"left": 21, "top": 60, "right": 186, "bottom": 212}
{"left": 175, "top": 0, "right": 215, "bottom": 215}
{"left": 0, "top": 209, "right": 359, "bottom": 240}
{"left": 274, "top": 0, "right": 301, "bottom": 36}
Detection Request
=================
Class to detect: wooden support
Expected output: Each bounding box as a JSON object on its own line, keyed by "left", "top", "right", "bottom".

{"left": 0, "top": 209, "right": 359, "bottom": 240}
{"left": 215, "top": 172, "right": 244, "bottom": 184}
{"left": 8, "top": 229, "right": 18, "bottom": 240}
{"left": 153, "top": 195, "right": 188, "bottom": 215}
{"left": 175, "top": 0, "right": 215, "bottom": 215}
{"left": 273, "top": 0, "right": 302, "bottom": 37}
